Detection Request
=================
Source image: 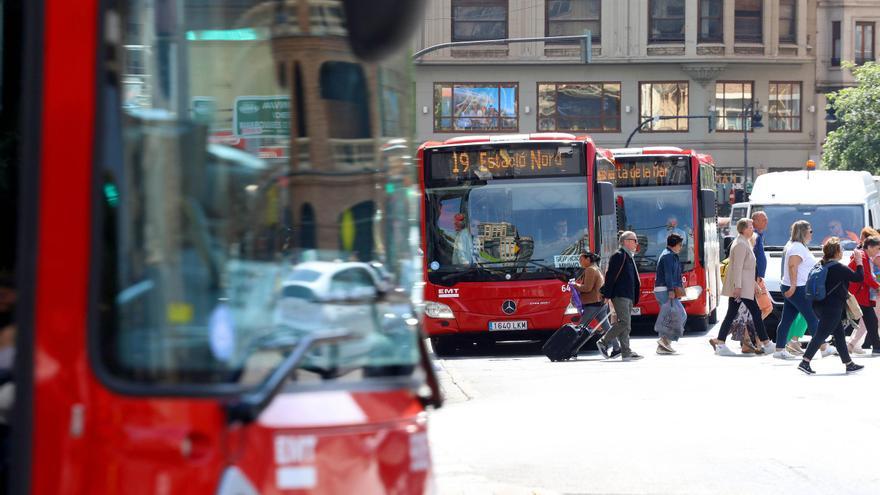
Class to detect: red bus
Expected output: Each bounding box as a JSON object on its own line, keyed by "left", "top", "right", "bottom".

{"left": 3, "top": 0, "right": 443, "bottom": 493}
{"left": 603, "top": 147, "right": 720, "bottom": 331}
{"left": 418, "top": 134, "right": 617, "bottom": 355}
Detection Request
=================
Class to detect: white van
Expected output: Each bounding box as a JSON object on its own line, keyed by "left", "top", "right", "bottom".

{"left": 744, "top": 170, "right": 880, "bottom": 311}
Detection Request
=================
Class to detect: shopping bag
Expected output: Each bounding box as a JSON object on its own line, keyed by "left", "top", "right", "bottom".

{"left": 788, "top": 313, "right": 808, "bottom": 340}
{"left": 846, "top": 292, "right": 863, "bottom": 322}
{"left": 654, "top": 299, "right": 686, "bottom": 339}
{"left": 756, "top": 281, "right": 773, "bottom": 319}
{"left": 731, "top": 304, "right": 755, "bottom": 342}
{"left": 568, "top": 282, "right": 583, "bottom": 316}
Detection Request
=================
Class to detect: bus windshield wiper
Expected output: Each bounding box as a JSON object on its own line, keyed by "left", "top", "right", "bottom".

{"left": 477, "top": 259, "right": 570, "bottom": 281}
{"left": 438, "top": 264, "right": 504, "bottom": 286}
{"left": 226, "top": 329, "right": 353, "bottom": 424}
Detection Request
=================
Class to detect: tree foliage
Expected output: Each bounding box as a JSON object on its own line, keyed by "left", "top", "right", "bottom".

{"left": 823, "top": 62, "right": 880, "bottom": 172}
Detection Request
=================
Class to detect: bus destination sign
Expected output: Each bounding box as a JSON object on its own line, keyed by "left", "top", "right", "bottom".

{"left": 597, "top": 156, "right": 691, "bottom": 187}
{"left": 429, "top": 146, "right": 581, "bottom": 182}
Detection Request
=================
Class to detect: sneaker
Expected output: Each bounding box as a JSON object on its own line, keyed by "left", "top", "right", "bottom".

{"left": 622, "top": 352, "right": 644, "bottom": 361}
{"left": 872, "top": 349, "right": 880, "bottom": 357}
{"left": 785, "top": 341, "right": 804, "bottom": 356}
{"left": 773, "top": 350, "right": 800, "bottom": 360}
{"left": 609, "top": 348, "right": 622, "bottom": 359}
{"left": 656, "top": 345, "right": 675, "bottom": 355}
{"left": 761, "top": 341, "right": 775, "bottom": 355}
{"left": 657, "top": 338, "right": 674, "bottom": 353}
{"left": 797, "top": 361, "right": 815, "bottom": 375}
{"left": 851, "top": 345, "right": 866, "bottom": 355}
{"left": 714, "top": 344, "right": 737, "bottom": 357}
{"left": 595, "top": 339, "right": 610, "bottom": 359}
{"left": 822, "top": 345, "right": 839, "bottom": 358}
{"left": 846, "top": 362, "right": 865, "bottom": 374}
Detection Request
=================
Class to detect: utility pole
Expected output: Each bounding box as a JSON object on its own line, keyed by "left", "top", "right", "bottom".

{"left": 742, "top": 102, "right": 764, "bottom": 195}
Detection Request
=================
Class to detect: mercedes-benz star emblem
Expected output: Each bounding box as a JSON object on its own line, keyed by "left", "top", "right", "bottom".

{"left": 502, "top": 300, "right": 516, "bottom": 315}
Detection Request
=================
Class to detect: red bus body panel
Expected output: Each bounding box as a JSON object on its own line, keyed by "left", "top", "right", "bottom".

{"left": 29, "top": 1, "right": 433, "bottom": 493}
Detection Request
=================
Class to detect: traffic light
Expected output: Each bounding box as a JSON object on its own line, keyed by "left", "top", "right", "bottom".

{"left": 751, "top": 110, "right": 763, "bottom": 129}
{"left": 580, "top": 29, "right": 592, "bottom": 64}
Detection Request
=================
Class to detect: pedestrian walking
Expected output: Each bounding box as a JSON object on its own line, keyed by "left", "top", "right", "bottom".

{"left": 848, "top": 236, "right": 880, "bottom": 356}
{"left": 597, "top": 231, "right": 642, "bottom": 361}
{"left": 752, "top": 211, "right": 768, "bottom": 285}
{"left": 798, "top": 238, "right": 865, "bottom": 375}
{"left": 573, "top": 251, "right": 613, "bottom": 340}
{"left": 654, "top": 234, "right": 687, "bottom": 354}
{"left": 847, "top": 228, "right": 880, "bottom": 355}
{"left": 774, "top": 221, "right": 837, "bottom": 360}
{"left": 710, "top": 218, "right": 774, "bottom": 356}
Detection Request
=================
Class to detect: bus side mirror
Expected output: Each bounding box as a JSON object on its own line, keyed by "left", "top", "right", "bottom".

{"left": 596, "top": 181, "right": 615, "bottom": 216}
{"left": 700, "top": 189, "right": 717, "bottom": 218}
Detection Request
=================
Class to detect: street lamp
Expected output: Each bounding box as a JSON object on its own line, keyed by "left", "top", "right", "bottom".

{"left": 742, "top": 101, "right": 763, "bottom": 195}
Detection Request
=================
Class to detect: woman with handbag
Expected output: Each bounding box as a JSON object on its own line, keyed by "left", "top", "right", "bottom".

{"left": 847, "top": 228, "right": 880, "bottom": 354}
{"left": 847, "top": 236, "right": 880, "bottom": 356}
{"left": 573, "top": 251, "right": 614, "bottom": 344}
{"left": 798, "top": 238, "right": 865, "bottom": 375}
{"left": 709, "top": 218, "right": 774, "bottom": 356}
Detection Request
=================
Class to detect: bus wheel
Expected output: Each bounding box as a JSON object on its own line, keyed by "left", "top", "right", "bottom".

{"left": 708, "top": 309, "right": 718, "bottom": 324}
{"left": 686, "top": 316, "right": 709, "bottom": 333}
{"left": 430, "top": 337, "right": 457, "bottom": 357}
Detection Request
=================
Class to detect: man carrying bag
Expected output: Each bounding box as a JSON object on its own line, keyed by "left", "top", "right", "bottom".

{"left": 654, "top": 234, "right": 687, "bottom": 354}
{"left": 597, "top": 231, "right": 643, "bottom": 361}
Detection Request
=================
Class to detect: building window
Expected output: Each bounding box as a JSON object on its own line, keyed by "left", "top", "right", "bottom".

{"left": 546, "top": 0, "right": 601, "bottom": 43}
{"left": 538, "top": 82, "right": 620, "bottom": 132}
{"left": 452, "top": 0, "right": 508, "bottom": 42}
{"left": 639, "top": 82, "right": 689, "bottom": 131}
{"left": 434, "top": 83, "right": 518, "bottom": 132}
{"left": 734, "top": 0, "right": 762, "bottom": 43}
{"left": 779, "top": 0, "right": 796, "bottom": 44}
{"left": 699, "top": 0, "right": 723, "bottom": 43}
{"left": 768, "top": 82, "right": 801, "bottom": 132}
{"left": 715, "top": 81, "right": 755, "bottom": 131}
{"left": 649, "top": 0, "right": 685, "bottom": 44}
{"left": 831, "top": 21, "right": 841, "bottom": 67}
{"left": 856, "top": 22, "right": 875, "bottom": 65}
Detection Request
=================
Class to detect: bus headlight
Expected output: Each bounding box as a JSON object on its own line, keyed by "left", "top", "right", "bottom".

{"left": 425, "top": 301, "right": 454, "bottom": 319}
{"left": 564, "top": 302, "right": 580, "bottom": 315}
{"left": 680, "top": 286, "right": 703, "bottom": 302}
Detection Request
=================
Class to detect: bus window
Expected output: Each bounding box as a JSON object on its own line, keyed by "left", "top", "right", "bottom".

{"left": 97, "top": 0, "right": 424, "bottom": 390}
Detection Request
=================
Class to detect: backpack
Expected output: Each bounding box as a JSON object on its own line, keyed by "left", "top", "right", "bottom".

{"left": 805, "top": 261, "right": 839, "bottom": 301}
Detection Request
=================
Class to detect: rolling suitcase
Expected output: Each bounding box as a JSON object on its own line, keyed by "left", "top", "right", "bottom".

{"left": 542, "top": 308, "right": 611, "bottom": 362}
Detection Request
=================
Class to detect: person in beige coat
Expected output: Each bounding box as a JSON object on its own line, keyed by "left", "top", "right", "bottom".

{"left": 710, "top": 218, "right": 774, "bottom": 356}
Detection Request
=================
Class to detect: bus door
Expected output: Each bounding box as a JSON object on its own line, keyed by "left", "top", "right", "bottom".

{"left": 11, "top": 0, "right": 440, "bottom": 493}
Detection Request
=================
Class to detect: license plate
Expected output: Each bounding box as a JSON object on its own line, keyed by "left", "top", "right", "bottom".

{"left": 489, "top": 320, "right": 528, "bottom": 331}
{"left": 631, "top": 307, "right": 641, "bottom": 315}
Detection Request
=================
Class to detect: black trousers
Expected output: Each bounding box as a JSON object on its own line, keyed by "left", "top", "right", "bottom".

{"left": 859, "top": 305, "right": 880, "bottom": 351}
{"left": 804, "top": 304, "right": 853, "bottom": 363}
{"left": 718, "top": 297, "right": 768, "bottom": 342}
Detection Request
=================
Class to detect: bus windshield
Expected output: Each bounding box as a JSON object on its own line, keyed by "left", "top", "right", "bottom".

{"left": 424, "top": 144, "right": 589, "bottom": 283}
{"left": 753, "top": 204, "right": 863, "bottom": 250}
{"left": 602, "top": 156, "right": 695, "bottom": 272}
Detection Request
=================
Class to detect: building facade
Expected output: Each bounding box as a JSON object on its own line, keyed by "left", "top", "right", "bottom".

{"left": 414, "top": 0, "right": 879, "bottom": 210}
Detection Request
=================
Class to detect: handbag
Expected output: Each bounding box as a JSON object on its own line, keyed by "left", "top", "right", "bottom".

{"left": 755, "top": 280, "right": 773, "bottom": 319}
{"left": 846, "top": 292, "right": 863, "bottom": 322}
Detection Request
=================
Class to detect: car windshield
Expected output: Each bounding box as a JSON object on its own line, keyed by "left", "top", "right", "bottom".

{"left": 753, "top": 204, "right": 863, "bottom": 249}
{"left": 98, "top": 0, "right": 424, "bottom": 389}
{"left": 425, "top": 179, "right": 589, "bottom": 282}
{"left": 615, "top": 186, "right": 695, "bottom": 271}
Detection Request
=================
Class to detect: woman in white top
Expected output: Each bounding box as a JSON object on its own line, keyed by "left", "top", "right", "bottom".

{"left": 774, "top": 220, "right": 835, "bottom": 359}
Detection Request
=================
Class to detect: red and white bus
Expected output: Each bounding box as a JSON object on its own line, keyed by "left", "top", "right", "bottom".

{"left": 3, "top": 0, "right": 442, "bottom": 493}
{"left": 418, "top": 134, "right": 617, "bottom": 355}
{"left": 603, "top": 147, "right": 720, "bottom": 331}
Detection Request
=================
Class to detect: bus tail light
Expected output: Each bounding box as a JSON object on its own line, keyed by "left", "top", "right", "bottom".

{"left": 564, "top": 302, "right": 580, "bottom": 315}
{"left": 425, "top": 301, "right": 454, "bottom": 319}
{"left": 680, "top": 286, "right": 703, "bottom": 302}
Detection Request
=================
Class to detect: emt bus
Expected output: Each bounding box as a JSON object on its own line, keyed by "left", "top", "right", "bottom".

{"left": 3, "top": 0, "right": 443, "bottom": 493}
{"left": 604, "top": 147, "right": 720, "bottom": 331}
{"left": 418, "top": 134, "right": 617, "bottom": 355}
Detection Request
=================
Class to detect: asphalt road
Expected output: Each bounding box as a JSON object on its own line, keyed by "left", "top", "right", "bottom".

{"left": 428, "top": 299, "right": 880, "bottom": 495}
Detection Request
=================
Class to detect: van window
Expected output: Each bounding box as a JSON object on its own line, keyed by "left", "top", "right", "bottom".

{"left": 730, "top": 205, "right": 748, "bottom": 224}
